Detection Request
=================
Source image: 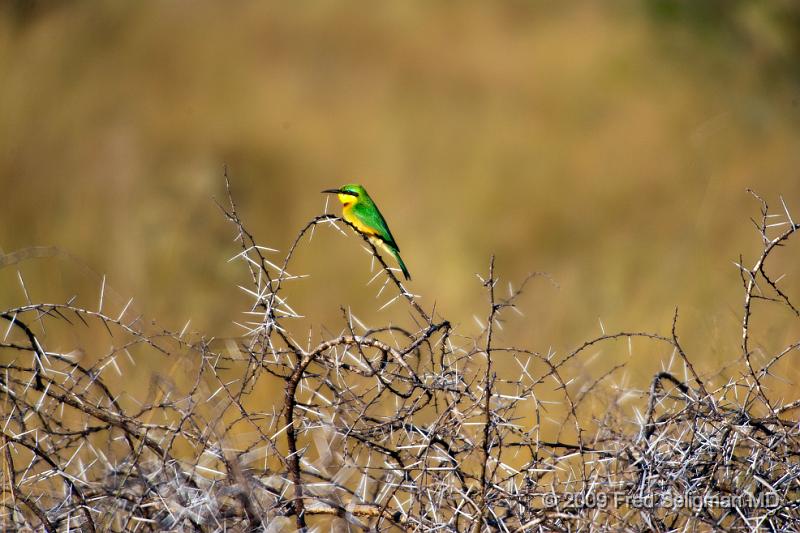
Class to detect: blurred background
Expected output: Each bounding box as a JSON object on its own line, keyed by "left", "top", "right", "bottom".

{"left": 1, "top": 1, "right": 799, "bottom": 396}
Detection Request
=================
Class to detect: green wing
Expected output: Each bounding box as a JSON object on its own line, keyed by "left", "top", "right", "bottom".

{"left": 352, "top": 199, "right": 400, "bottom": 252}
{"left": 351, "top": 193, "right": 411, "bottom": 280}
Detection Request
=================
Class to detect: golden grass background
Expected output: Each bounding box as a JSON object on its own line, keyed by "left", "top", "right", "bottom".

{"left": 2, "top": 2, "right": 799, "bottom": 402}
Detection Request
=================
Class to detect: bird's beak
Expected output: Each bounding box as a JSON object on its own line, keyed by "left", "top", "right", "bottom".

{"left": 321, "top": 189, "right": 358, "bottom": 197}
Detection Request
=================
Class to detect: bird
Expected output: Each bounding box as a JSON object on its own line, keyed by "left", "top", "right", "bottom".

{"left": 322, "top": 184, "right": 411, "bottom": 280}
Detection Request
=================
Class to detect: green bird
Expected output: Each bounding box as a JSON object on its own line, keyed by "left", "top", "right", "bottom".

{"left": 322, "top": 184, "right": 411, "bottom": 280}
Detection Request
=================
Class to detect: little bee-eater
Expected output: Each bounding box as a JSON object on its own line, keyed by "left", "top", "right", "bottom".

{"left": 322, "top": 184, "right": 411, "bottom": 280}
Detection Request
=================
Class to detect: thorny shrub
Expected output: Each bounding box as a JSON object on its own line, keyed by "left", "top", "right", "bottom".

{"left": 1, "top": 184, "right": 798, "bottom": 532}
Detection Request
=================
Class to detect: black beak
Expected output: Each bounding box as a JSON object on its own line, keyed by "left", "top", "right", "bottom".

{"left": 321, "top": 189, "right": 358, "bottom": 197}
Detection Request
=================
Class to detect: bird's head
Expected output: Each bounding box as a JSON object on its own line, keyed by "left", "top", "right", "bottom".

{"left": 321, "top": 184, "right": 366, "bottom": 208}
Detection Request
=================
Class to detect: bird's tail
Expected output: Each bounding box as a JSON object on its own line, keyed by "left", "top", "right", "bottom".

{"left": 373, "top": 238, "right": 412, "bottom": 281}
{"left": 390, "top": 248, "right": 411, "bottom": 281}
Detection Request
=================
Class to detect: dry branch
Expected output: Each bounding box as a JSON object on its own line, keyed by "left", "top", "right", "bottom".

{"left": 1, "top": 184, "right": 798, "bottom": 532}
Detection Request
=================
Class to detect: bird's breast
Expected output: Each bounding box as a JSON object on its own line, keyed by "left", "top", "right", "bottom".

{"left": 343, "top": 207, "right": 377, "bottom": 236}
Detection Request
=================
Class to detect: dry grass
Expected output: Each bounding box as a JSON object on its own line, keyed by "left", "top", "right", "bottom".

{"left": 2, "top": 2, "right": 799, "bottom": 358}
{"left": 1, "top": 180, "right": 797, "bottom": 531}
